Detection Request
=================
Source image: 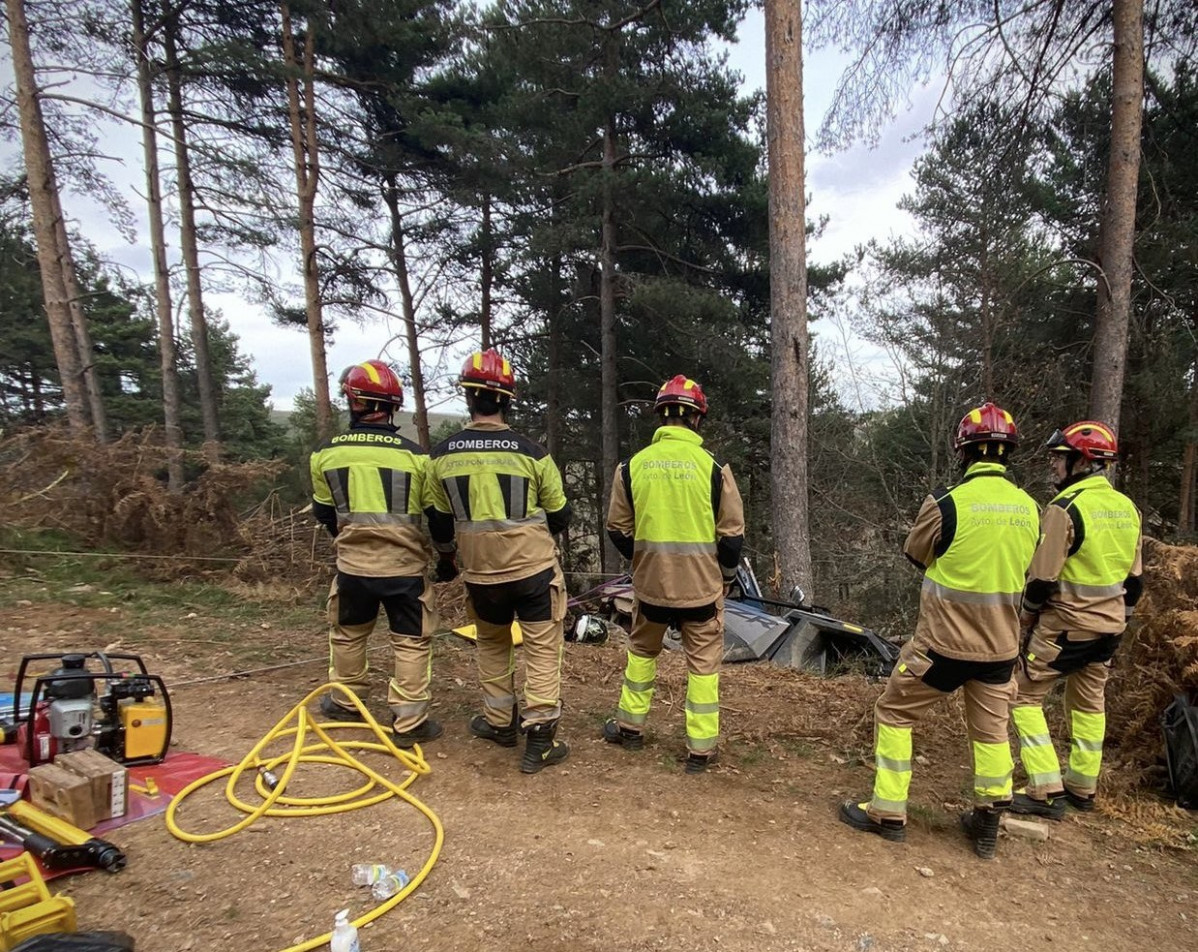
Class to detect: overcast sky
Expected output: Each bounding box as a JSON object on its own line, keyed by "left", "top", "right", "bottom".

{"left": 2, "top": 8, "right": 935, "bottom": 413}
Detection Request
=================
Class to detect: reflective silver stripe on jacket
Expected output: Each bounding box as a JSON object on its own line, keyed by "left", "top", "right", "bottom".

{"left": 1058, "top": 580, "right": 1125, "bottom": 599}
{"left": 446, "top": 477, "right": 469, "bottom": 521}
{"left": 341, "top": 512, "right": 422, "bottom": 526}
{"left": 508, "top": 476, "right": 528, "bottom": 520}
{"left": 921, "top": 577, "right": 1021, "bottom": 606}
{"left": 456, "top": 514, "right": 548, "bottom": 532}
{"left": 387, "top": 469, "right": 410, "bottom": 514}
{"left": 635, "top": 541, "right": 718, "bottom": 556}
{"left": 325, "top": 469, "right": 350, "bottom": 513}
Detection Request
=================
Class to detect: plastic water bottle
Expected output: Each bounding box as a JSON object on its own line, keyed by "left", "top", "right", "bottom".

{"left": 329, "top": 909, "right": 360, "bottom": 952}
{"left": 350, "top": 863, "right": 390, "bottom": 886}
{"left": 370, "top": 868, "right": 410, "bottom": 900}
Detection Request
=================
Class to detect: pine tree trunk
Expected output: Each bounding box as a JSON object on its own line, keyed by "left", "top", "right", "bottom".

{"left": 979, "top": 227, "right": 994, "bottom": 399}
{"left": 765, "top": 0, "right": 814, "bottom": 597}
{"left": 1180, "top": 352, "right": 1198, "bottom": 536}
{"left": 383, "top": 180, "right": 431, "bottom": 450}
{"left": 163, "top": 8, "right": 221, "bottom": 460}
{"left": 132, "top": 0, "right": 184, "bottom": 491}
{"left": 480, "top": 194, "right": 493, "bottom": 351}
{"left": 546, "top": 260, "right": 569, "bottom": 568}
{"left": 5, "top": 0, "right": 87, "bottom": 433}
{"left": 546, "top": 251, "right": 563, "bottom": 462}
{"left": 50, "top": 186, "right": 108, "bottom": 440}
{"left": 598, "top": 119, "right": 620, "bottom": 573}
{"left": 281, "top": 3, "right": 333, "bottom": 441}
{"left": 1089, "top": 0, "right": 1144, "bottom": 430}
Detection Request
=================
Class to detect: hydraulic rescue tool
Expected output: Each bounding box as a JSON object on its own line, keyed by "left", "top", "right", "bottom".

{"left": 0, "top": 800, "right": 125, "bottom": 873}
{"left": 1, "top": 652, "right": 171, "bottom": 768}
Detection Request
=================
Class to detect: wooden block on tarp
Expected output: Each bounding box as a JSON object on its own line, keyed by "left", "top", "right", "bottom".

{"left": 26, "top": 763, "right": 99, "bottom": 831}
{"left": 55, "top": 749, "right": 128, "bottom": 821}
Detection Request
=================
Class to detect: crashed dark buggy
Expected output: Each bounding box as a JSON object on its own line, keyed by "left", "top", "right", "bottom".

{"left": 570, "top": 561, "right": 898, "bottom": 677}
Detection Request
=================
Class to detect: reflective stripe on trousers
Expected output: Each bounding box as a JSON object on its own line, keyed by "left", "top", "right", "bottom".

{"left": 869, "top": 723, "right": 912, "bottom": 819}
{"left": 685, "top": 672, "right": 719, "bottom": 753}
{"left": 617, "top": 651, "right": 657, "bottom": 727}
{"left": 388, "top": 634, "right": 432, "bottom": 733}
{"left": 972, "top": 739, "right": 1014, "bottom": 803}
{"left": 1012, "top": 704, "right": 1063, "bottom": 794}
{"left": 1065, "top": 709, "right": 1105, "bottom": 794}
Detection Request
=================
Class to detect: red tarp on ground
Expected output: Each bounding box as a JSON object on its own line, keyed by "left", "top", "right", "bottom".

{"left": 0, "top": 748, "right": 230, "bottom": 880}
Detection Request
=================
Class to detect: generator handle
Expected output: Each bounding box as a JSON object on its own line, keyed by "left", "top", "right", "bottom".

{"left": 12, "top": 651, "right": 152, "bottom": 721}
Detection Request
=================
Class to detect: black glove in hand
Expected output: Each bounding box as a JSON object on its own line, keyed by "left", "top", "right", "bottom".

{"left": 434, "top": 556, "right": 459, "bottom": 583}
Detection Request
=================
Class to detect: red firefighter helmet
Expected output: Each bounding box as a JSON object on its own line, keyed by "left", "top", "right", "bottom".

{"left": 954, "top": 402, "right": 1018, "bottom": 450}
{"left": 654, "top": 375, "right": 708, "bottom": 417}
{"left": 459, "top": 349, "right": 516, "bottom": 398}
{"left": 340, "top": 360, "right": 404, "bottom": 411}
{"left": 1045, "top": 420, "right": 1119, "bottom": 461}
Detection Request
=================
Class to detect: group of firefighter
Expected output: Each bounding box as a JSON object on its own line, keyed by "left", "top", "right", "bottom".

{"left": 309, "top": 349, "right": 1142, "bottom": 859}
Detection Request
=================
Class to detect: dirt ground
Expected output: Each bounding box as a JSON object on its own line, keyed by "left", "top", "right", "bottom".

{"left": 2, "top": 585, "right": 1197, "bottom": 952}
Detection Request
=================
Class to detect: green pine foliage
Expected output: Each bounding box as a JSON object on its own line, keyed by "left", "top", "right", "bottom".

{"left": 0, "top": 215, "right": 282, "bottom": 460}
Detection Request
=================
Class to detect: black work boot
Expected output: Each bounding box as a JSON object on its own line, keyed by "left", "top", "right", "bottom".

{"left": 520, "top": 721, "right": 569, "bottom": 774}
{"left": 602, "top": 718, "right": 644, "bottom": 750}
{"left": 1011, "top": 790, "right": 1066, "bottom": 821}
{"left": 470, "top": 708, "right": 519, "bottom": 748}
{"left": 392, "top": 719, "right": 443, "bottom": 749}
{"left": 961, "top": 807, "right": 1002, "bottom": 859}
{"left": 838, "top": 800, "right": 907, "bottom": 842}
{"left": 1063, "top": 788, "right": 1096, "bottom": 812}
{"left": 684, "top": 751, "right": 719, "bottom": 774}
{"left": 319, "top": 693, "right": 365, "bottom": 722}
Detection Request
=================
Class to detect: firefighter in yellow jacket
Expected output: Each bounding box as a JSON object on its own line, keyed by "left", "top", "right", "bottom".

{"left": 839, "top": 403, "right": 1039, "bottom": 858}
{"left": 603, "top": 375, "right": 745, "bottom": 774}
{"left": 425, "top": 349, "right": 573, "bottom": 774}
{"left": 309, "top": 360, "right": 441, "bottom": 747}
{"left": 1009, "top": 421, "right": 1143, "bottom": 819}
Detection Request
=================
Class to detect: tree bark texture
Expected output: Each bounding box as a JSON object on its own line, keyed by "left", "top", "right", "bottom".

{"left": 1089, "top": 0, "right": 1144, "bottom": 431}
{"left": 599, "top": 119, "right": 620, "bottom": 573}
{"left": 1180, "top": 352, "right": 1198, "bottom": 536}
{"left": 383, "top": 181, "right": 431, "bottom": 450}
{"left": 163, "top": 7, "right": 221, "bottom": 459}
{"left": 480, "top": 195, "right": 493, "bottom": 351}
{"left": 765, "top": 0, "right": 814, "bottom": 597}
{"left": 5, "top": 0, "right": 88, "bottom": 433}
{"left": 281, "top": 4, "right": 333, "bottom": 441}
{"left": 546, "top": 250, "right": 563, "bottom": 462}
{"left": 49, "top": 186, "right": 108, "bottom": 440}
{"left": 132, "top": 0, "right": 184, "bottom": 490}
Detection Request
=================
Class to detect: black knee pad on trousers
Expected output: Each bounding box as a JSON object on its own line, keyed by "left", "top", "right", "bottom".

{"left": 467, "top": 567, "right": 555, "bottom": 625}
{"left": 640, "top": 600, "right": 717, "bottom": 628}
{"left": 921, "top": 649, "right": 1016, "bottom": 693}
{"left": 337, "top": 572, "right": 423, "bottom": 634}
{"left": 1047, "top": 632, "right": 1122, "bottom": 675}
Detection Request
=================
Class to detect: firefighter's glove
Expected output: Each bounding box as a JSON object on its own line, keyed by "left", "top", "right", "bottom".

{"left": 435, "top": 556, "right": 459, "bottom": 583}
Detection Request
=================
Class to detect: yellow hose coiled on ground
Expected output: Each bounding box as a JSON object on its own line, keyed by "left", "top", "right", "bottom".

{"left": 165, "top": 683, "right": 444, "bottom": 952}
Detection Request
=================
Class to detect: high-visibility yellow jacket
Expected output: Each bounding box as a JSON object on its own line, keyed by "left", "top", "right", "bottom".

{"left": 310, "top": 422, "right": 432, "bottom": 577}
{"left": 1022, "top": 473, "right": 1143, "bottom": 633}
{"left": 606, "top": 425, "right": 745, "bottom": 608}
{"left": 903, "top": 461, "right": 1039, "bottom": 661}
{"left": 425, "top": 421, "right": 571, "bottom": 584}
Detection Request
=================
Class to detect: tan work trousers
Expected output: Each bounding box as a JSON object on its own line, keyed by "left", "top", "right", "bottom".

{"left": 1012, "top": 627, "right": 1116, "bottom": 797}
{"left": 1013, "top": 628, "right": 1112, "bottom": 713}
{"left": 869, "top": 643, "right": 1016, "bottom": 821}
{"left": 468, "top": 566, "right": 567, "bottom": 728}
{"left": 627, "top": 599, "right": 724, "bottom": 676}
{"left": 326, "top": 574, "right": 439, "bottom": 732}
